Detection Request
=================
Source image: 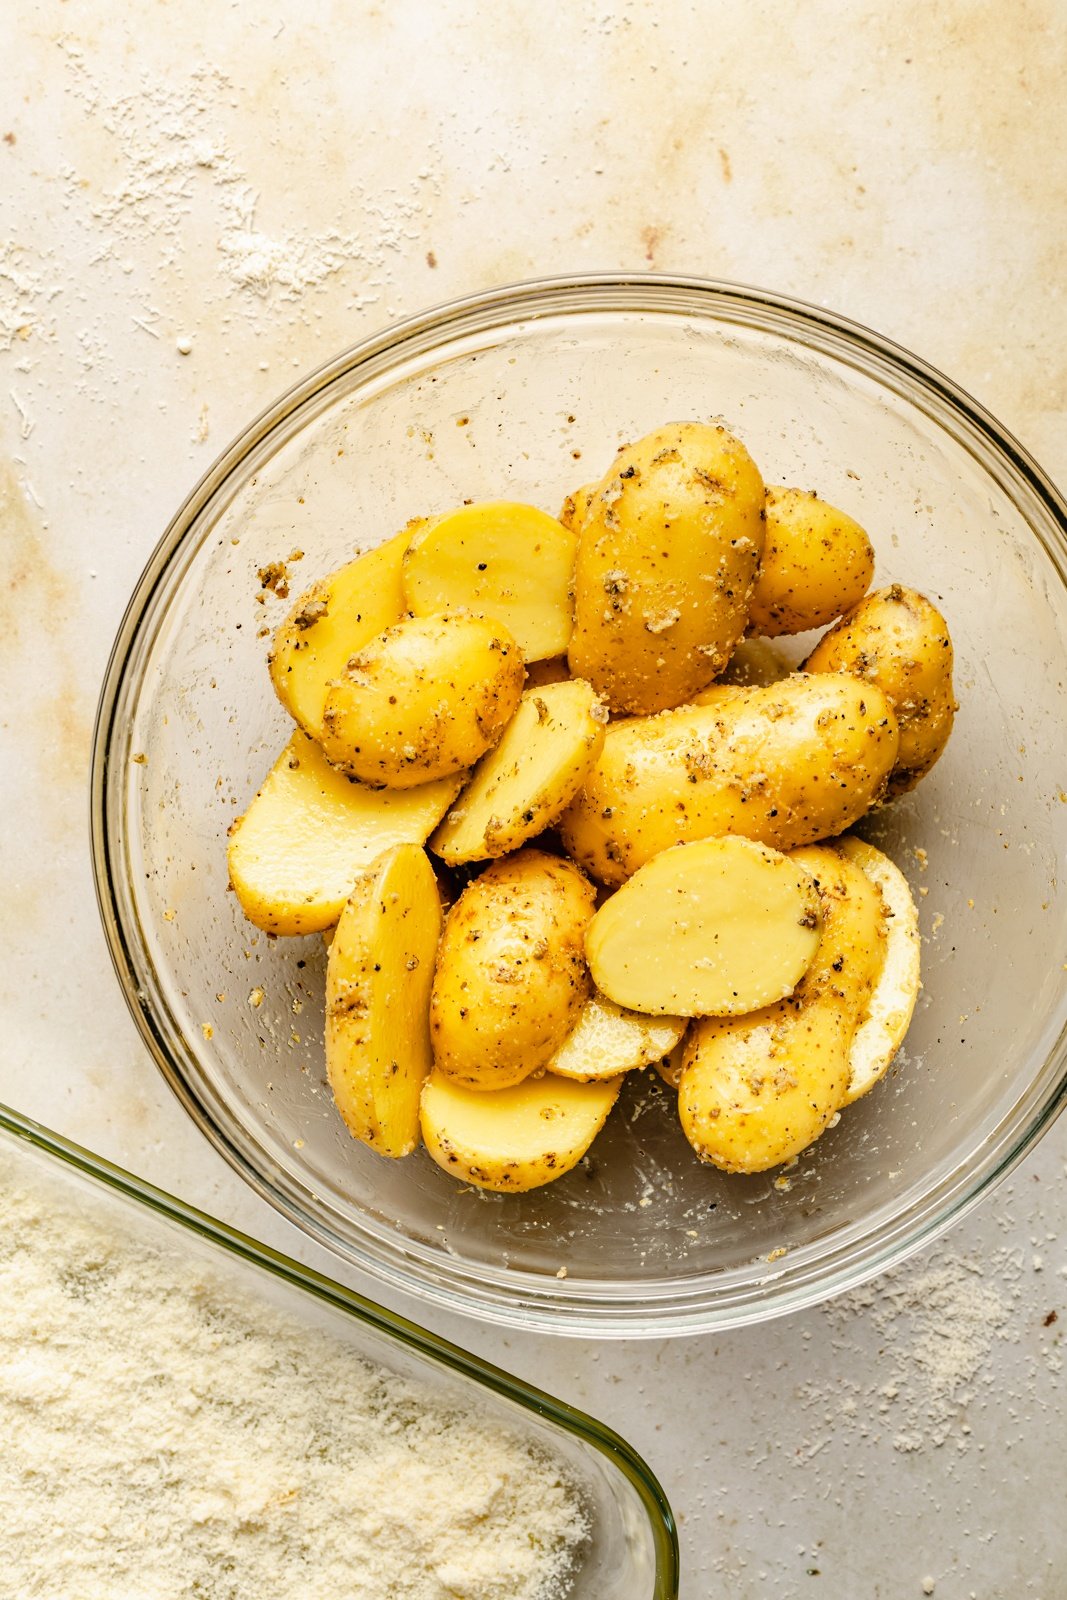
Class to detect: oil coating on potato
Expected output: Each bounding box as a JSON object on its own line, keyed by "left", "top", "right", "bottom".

{"left": 559, "top": 674, "right": 899, "bottom": 886}
{"left": 430, "top": 849, "right": 596, "bottom": 1090}
{"left": 546, "top": 993, "right": 686, "bottom": 1081}
{"left": 804, "top": 584, "right": 956, "bottom": 794}
{"left": 558, "top": 482, "right": 597, "bottom": 535}
{"left": 420, "top": 1069, "right": 621, "bottom": 1192}
{"left": 320, "top": 612, "right": 524, "bottom": 788}
{"left": 747, "top": 487, "right": 874, "bottom": 637}
{"left": 678, "top": 844, "right": 888, "bottom": 1173}
{"left": 567, "top": 422, "right": 766, "bottom": 714}
{"left": 585, "top": 836, "right": 823, "bottom": 1017}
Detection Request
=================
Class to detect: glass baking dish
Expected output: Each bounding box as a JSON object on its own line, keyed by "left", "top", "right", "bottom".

{"left": 0, "top": 1101, "right": 678, "bottom": 1597}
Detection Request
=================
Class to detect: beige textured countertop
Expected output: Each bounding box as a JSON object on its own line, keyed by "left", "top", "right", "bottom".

{"left": 2, "top": 5, "right": 1065, "bottom": 1594}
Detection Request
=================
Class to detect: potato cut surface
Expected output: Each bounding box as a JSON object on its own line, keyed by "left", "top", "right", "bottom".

{"left": 547, "top": 993, "right": 686, "bottom": 1081}
{"left": 402, "top": 501, "right": 577, "bottom": 661}
{"left": 325, "top": 844, "right": 442, "bottom": 1158}
{"left": 431, "top": 678, "right": 606, "bottom": 865}
{"left": 586, "top": 836, "right": 822, "bottom": 1017}
{"left": 420, "top": 1068, "right": 621, "bottom": 1192}
{"left": 837, "top": 835, "right": 921, "bottom": 1103}
{"left": 269, "top": 530, "right": 410, "bottom": 740}
{"left": 227, "top": 730, "right": 461, "bottom": 935}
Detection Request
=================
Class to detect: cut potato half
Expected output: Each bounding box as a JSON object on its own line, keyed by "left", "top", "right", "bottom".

{"left": 325, "top": 844, "right": 442, "bottom": 1158}
{"left": 585, "top": 836, "right": 822, "bottom": 1017}
{"left": 431, "top": 679, "right": 606, "bottom": 865}
{"left": 227, "top": 730, "right": 461, "bottom": 935}
{"left": 269, "top": 529, "right": 411, "bottom": 740}
{"left": 837, "top": 835, "right": 921, "bottom": 1103}
{"left": 403, "top": 501, "right": 577, "bottom": 661}
{"left": 547, "top": 993, "right": 685, "bottom": 1082}
{"left": 420, "top": 1069, "right": 621, "bottom": 1192}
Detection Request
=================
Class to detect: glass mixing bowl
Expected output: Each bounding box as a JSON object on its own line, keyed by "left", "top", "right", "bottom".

{"left": 92, "top": 276, "right": 1067, "bottom": 1336}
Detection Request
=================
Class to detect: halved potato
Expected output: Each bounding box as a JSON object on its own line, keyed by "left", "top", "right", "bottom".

{"left": 325, "top": 844, "right": 442, "bottom": 1157}
{"left": 585, "top": 836, "right": 823, "bottom": 1017}
{"left": 420, "top": 1068, "right": 621, "bottom": 1192}
{"left": 227, "top": 730, "right": 461, "bottom": 935}
{"left": 268, "top": 529, "right": 411, "bottom": 740}
{"left": 547, "top": 993, "right": 686, "bottom": 1081}
{"left": 837, "top": 835, "right": 921, "bottom": 1103}
{"left": 431, "top": 679, "right": 606, "bottom": 865}
{"left": 402, "top": 501, "right": 577, "bottom": 661}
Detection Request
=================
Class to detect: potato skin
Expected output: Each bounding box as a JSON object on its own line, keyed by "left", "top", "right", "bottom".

{"left": 321, "top": 612, "right": 524, "bottom": 788}
{"left": 567, "top": 422, "right": 766, "bottom": 715}
{"left": 558, "top": 483, "right": 597, "bottom": 535}
{"left": 803, "top": 584, "right": 956, "bottom": 794}
{"left": 678, "top": 844, "right": 887, "bottom": 1173}
{"left": 430, "top": 849, "right": 596, "bottom": 1089}
{"left": 747, "top": 487, "right": 874, "bottom": 637}
{"left": 559, "top": 674, "right": 899, "bottom": 885}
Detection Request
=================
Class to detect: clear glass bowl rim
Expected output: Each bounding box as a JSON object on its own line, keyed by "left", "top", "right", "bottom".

{"left": 90, "top": 272, "right": 1067, "bottom": 1336}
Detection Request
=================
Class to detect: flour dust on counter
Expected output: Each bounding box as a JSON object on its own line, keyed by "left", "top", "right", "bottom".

{"left": 0, "top": 1155, "right": 587, "bottom": 1600}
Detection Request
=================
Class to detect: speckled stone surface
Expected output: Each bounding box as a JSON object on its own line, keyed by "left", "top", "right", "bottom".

{"left": 2, "top": 5, "right": 1065, "bottom": 1595}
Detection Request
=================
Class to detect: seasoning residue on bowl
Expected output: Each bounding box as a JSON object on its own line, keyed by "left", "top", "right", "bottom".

{"left": 0, "top": 1153, "right": 588, "bottom": 1598}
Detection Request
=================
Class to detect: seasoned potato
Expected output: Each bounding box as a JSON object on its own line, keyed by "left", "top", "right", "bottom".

{"left": 804, "top": 584, "right": 956, "bottom": 794}
{"left": 227, "top": 730, "right": 461, "bottom": 935}
{"left": 325, "top": 845, "right": 441, "bottom": 1157}
{"left": 585, "top": 837, "right": 822, "bottom": 1016}
{"left": 567, "top": 422, "right": 765, "bottom": 714}
{"left": 320, "top": 612, "right": 524, "bottom": 788}
{"left": 558, "top": 482, "right": 597, "bottom": 534}
{"left": 559, "top": 674, "right": 899, "bottom": 886}
{"left": 431, "top": 679, "right": 606, "bottom": 865}
{"left": 678, "top": 843, "right": 888, "bottom": 1172}
{"left": 547, "top": 993, "right": 685, "bottom": 1082}
{"left": 719, "top": 637, "right": 791, "bottom": 688}
{"left": 402, "top": 501, "right": 577, "bottom": 661}
{"left": 656, "top": 1033, "right": 689, "bottom": 1089}
{"left": 420, "top": 1069, "right": 621, "bottom": 1192}
{"left": 269, "top": 530, "right": 410, "bottom": 741}
{"left": 747, "top": 487, "right": 874, "bottom": 637}
{"left": 837, "top": 836, "right": 921, "bottom": 1104}
{"left": 430, "top": 849, "right": 595, "bottom": 1089}
{"left": 523, "top": 655, "right": 571, "bottom": 690}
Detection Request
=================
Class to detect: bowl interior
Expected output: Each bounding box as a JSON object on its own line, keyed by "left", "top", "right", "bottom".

{"left": 98, "top": 282, "right": 1067, "bottom": 1332}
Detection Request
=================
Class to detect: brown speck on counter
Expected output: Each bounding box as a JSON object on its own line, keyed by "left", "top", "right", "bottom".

{"left": 640, "top": 223, "right": 665, "bottom": 265}
{"left": 426, "top": 249, "right": 437, "bottom": 267}
{"left": 718, "top": 145, "right": 732, "bottom": 182}
{"left": 3, "top": 132, "right": 15, "bottom": 146}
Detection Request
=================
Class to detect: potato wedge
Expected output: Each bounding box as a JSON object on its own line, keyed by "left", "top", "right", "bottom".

{"left": 837, "top": 835, "right": 921, "bottom": 1104}
{"left": 546, "top": 993, "right": 685, "bottom": 1082}
{"left": 227, "top": 730, "right": 461, "bottom": 935}
{"left": 325, "top": 845, "right": 441, "bottom": 1157}
{"left": 321, "top": 612, "right": 524, "bottom": 787}
{"left": 567, "top": 422, "right": 765, "bottom": 714}
{"left": 678, "top": 844, "right": 887, "bottom": 1172}
{"left": 420, "top": 1068, "right": 621, "bottom": 1192}
{"left": 431, "top": 678, "right": 606, "bottom": 865}
{"left": 585, "top": 837, "right": 822, "bottom": 1017}
{"left": 804, "top": 584, "right": 956, "bottom": 794}
{"left": 402, "top": 501, "right": 577, "bottom": 661}
{"left": 559, "top": 674, "right": 899, "bottom": 886}
{"left": 747, "top": 487, "right": 874, "bottom": 637}
{"left": 430, "top": 849, "right": 595, "bottom": 1089}
{"left": 269, "top": 529, "right": 410, "bottom": 740}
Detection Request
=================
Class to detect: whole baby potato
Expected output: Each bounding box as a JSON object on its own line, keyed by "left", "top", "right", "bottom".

{"left": 430, "top": 849, "right": 596, "bottom": 1090}
{"left": 321, "top": 612, "right": 524, "bottom": 788}
{"left": 803, "top": 584, "right": 956, "bottom": 794}
{"left": 747, "top": 487, "right": 875, "bottom": 637}
{"left": 567, "top": 422, "right": 766, "bottom": 714}
{"left": 559, "top": 673, "right": 899, "bottom": 885}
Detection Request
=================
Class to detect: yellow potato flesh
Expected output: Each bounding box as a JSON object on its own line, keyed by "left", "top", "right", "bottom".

{"left": 836, "top": 836, "right": 921, "bottom": 1104}
{"left": 429, "top": 849, "right": 595, "bottom": 1090}
{"left": 747, "top": 487, "right": 874, "bottom": 637}
{"left": 227, "top": 730, "right": 461, "bottom": 935}
{"left": 325, "top": 845, "right": 442, "bottom": 1158}
{"left": 804, "top": 584, "right": 956, "bottom": 794}
{"left": 320, "top": 611, "right": 523, "bottom": 788}
{"left": 268, "top": 530, "right": 410, "bottom": 740}
{"left": 420, "top": 1069, "right": 621, "bottom": 1193}
{"left": 431, "top": 679, "right": 606, "bottom": 865}
{"left": 586, "top": 836, "right": 822, "bottom": 1017}
{"left": 678, "top": 846, "right": 887, "bottom": 1173}
{"left": 559, "top": 674, "right": 899, "bottom": 886}
{"left": 402, "top": 501, "right": 577, "bottom": 661}
{"left": 546, "top": 993, "right": 685, "bottom": 1081}
{"left": 567, "top": 422, "right": 765, "bottom": 714}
